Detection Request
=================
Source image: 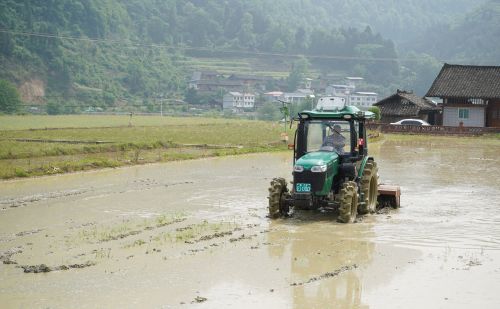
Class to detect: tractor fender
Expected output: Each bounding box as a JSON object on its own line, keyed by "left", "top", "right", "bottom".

{"left": 357, "top": 156, "right": 374, "bottom": 179}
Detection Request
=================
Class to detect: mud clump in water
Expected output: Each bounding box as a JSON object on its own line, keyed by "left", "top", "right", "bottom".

{"left": 103, "top": 230, "right": 142, "bottom": 242}
{"left": 21, "top": 264, "right": 51, "bottom": 273}
{"left": 229, "top": 233, "right": 257, "bottom": 242}
{"left": 290, "top": 264, "right": 358, "bottom": 286}
{"left": 20, "top": 261, "right": 96, "bottom": 273}
{"left": 1, "top": 189, "right": 90, "bottom": 209}
{"left": 192, "top": 296, "right": 207, "bottom": 303}
{"left": 0, "top": 246, "right": 23, "bottom": 264}
{"left": 376, "top": 207, "right": 394, "bottom": 215}
{"left": 196, "top": 231, "right": 233, "bottom": 242}
{"left": 145, "top": 218, "right": 186, "bottom": 230}
{"left": 15, "top": 229, "right": 43, "bottom": 237}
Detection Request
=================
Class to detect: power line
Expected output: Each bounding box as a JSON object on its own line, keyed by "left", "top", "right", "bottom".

{"left": 0, "top": 28, "right": 439, "bottom": 63}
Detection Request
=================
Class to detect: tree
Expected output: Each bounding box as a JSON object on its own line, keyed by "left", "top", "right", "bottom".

{"left": 184, "top": 87, "right": 199, "bottom": 104}
{"left": 402, "top": 52, "right": 442, "bottom": 95}
{"left": 147, "top": 17, "right": 168, "bottom": 43}
{"left": 125, "top": 62, "right": 146, "bottom": 94}
{"left": 286, "top": 57, "right": 309, "bottom": 91}
{"left": 368, "top": 106, "right": 381, "bottom": 120}
{"left": 46, "top": 101, "right": 62, "bottom": 115}
{"left": 0, "top": 80, "right": 21, "bottom": 114}
{"left": 0, "top": 32, "right": 15, "bottom": 56}
{"left": 294, "top": 26, "right": 308, "bottom": 51}
{"left": 238, "top": 12, "right": 256, "bottom": 48}
{"left": 257, "top": 102, "right": 280, "bottom": 121}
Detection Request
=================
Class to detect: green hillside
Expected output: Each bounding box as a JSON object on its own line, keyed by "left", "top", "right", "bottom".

{"left": 0, "top": 0, "right": 490, "bottom": 111}
{"left": 412, "top": 0, "right": 500, "bottom": 64}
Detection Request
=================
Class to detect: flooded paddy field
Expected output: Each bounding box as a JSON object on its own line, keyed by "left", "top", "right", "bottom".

{"left": 1, "top": 137, "right": 499, "bottom": 308}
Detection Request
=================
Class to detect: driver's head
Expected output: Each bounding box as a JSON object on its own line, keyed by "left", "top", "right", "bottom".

{"left": 333, "top": 124, "right": 342, "bottom": 134}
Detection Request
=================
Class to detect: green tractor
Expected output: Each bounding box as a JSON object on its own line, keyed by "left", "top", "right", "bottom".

{"left": 269, "top": 97, "right": 399, "bottom": 223}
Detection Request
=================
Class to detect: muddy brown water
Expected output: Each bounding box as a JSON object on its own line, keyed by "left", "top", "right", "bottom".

{"left": 1, "top": 138, "right": 499, "bottom": 308}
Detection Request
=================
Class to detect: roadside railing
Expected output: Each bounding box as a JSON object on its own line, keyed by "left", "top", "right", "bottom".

{"left": 366, "top": 123, "right": 500, "bottom": 135}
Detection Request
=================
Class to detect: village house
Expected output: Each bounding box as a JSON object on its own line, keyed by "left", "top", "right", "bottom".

{"left": 190, "top": 80, "right": 244, "bottom": 93}
{"left": 190, "top": 70, "right": 219, "bottom": 81}
{"left": 325, "top": 84, "right": 355, "bottom": 97}
{"left": 310, "top": 73, "right": 346, "bottom": 94}
{"left": 324, "top": 77, "right": 377, "bottom": 109}
{"left": 281, "top": 92, "right": 308, "bottom": 104}
{"left": 222, "top": 92, "right": 255, "bottom": 112}
{"left": 303, "top": 78, "right": 313, "bottom": 90}
{"left": 188, "top": 70, "right": 219, "bottom": 89}
{"left": 349, "top": 92, "right": 378, "bottom": 108}
{"left": 227, "top": 74, "right": 275, "bottom": 91}
{"left": 426, "top": 64, "right": 500, "bottom": 127}
{"left": 188, "top": 70, "right": 244, "bottom": 93}
{"left": 281, "top": 89, "right": 315, "bottom": 104}
{"left": 374, "top": 90, "right": 440, "bottom": 124}
{"left": 263, "top": 91, "right": 284, "bottom": 102}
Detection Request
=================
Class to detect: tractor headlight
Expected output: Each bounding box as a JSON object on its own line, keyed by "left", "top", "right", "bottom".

{"left": 311, "top": 165, "right": 327, "bottom": 173}
{"left": 294, "top": 165, "right": 304, "bottom": 172}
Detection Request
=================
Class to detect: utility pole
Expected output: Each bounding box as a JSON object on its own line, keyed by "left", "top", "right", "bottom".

{"left": 277, "top": 100, "right": 291, "bottom": 142}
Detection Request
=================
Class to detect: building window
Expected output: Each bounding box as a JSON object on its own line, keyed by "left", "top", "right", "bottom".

{"left": 458, "top": 108, "right": 470, "bottom": 119}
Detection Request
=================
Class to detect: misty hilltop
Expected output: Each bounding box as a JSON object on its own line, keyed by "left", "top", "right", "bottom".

{"left": 0, "top": 0, "right": 496, "bottom": 111}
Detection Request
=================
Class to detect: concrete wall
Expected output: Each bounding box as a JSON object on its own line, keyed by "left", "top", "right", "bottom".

{"left": 443, "top": 106, "right": 485, "bottom": 127}
{"left": 223, "top": 94, "right": 255, "bottom": 111}
{"left": 222, "top": 95, "right": 235, "bottom": 110}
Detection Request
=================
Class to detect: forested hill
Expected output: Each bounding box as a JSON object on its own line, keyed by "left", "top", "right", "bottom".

{"left": 0, "top": 0, "right": 490, "bottom": 110}
{"left": 412, "top": 0, "right": 500, "bottom": 65}
{"left": 282, "top": 0, "right": 484, "bottom": 43}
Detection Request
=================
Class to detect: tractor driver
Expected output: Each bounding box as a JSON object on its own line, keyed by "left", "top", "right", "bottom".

{"left": 323, "top": 124, "right": 345, "bottom": 154}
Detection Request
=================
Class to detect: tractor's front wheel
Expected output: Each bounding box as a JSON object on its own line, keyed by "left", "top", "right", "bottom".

{"left": 358, "top": 160, "right": 379, "bottom": 215}
{"left": 268, "top": 178, "right": 290, "bottom": 218}
{"left": 337, "top": 181, "right": 359, "bottom": 223}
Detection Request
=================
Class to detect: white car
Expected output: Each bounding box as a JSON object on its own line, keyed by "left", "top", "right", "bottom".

{"left": 390, "top": 119, "right": 430, "bottom": 126}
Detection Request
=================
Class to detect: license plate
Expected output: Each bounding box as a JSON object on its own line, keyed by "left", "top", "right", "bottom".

{"left": 296, "top": 183, "right": 311, "bottom": 192}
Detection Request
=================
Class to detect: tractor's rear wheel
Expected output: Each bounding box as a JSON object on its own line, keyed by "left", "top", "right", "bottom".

{"left": 337, "top": 181, "right": 359, "bottom": 223}
{"left": 358, "top": 160, "right": 379, "bottom": 215}
{"left": 268, "top": 178, "right": 290, "bottom": 218}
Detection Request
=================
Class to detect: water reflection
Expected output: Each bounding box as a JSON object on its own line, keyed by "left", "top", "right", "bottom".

{"left": 374, "top": 138, "right": 500, "bottom": 250}
{"left": 267, "top": 213, "right": 374, "bottom": 309}
{"left": 377, "top": 139, "right": 500, "bottom": 188}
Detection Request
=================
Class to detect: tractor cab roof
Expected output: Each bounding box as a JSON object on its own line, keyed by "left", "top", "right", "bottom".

{"left": 297, "top": 105, "right": 375, "bottom": 121}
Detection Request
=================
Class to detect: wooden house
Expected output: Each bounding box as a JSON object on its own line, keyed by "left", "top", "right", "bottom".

{"left": 426, "top": 64, "right": 500, "bottom": 127}
{"left": 374, "top": 90, "right": 440, "bottom": 124}
{"left": 227, "top": 74, "right": 275, "bottom": 91}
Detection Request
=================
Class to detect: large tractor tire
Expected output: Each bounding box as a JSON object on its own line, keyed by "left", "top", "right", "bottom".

{"left": 337, "top": 181, "right": 359, "bottom": 223}
{"left": 268, "top": 178, "right": 290, "bottom": 218}
{"left": 358, "top": 160, "right": 379, "bottom": 215}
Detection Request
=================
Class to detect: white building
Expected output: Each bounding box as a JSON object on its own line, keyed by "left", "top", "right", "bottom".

{"left": 281, "top": 92, "right": 308, "bottom": 104}
{"left": 324, "top": 75, "right": 377, "bottom": 109}
{"left": 280, "top": 89, "right": 313, "bottom": 103}
{"left": 325, "top": 84, "right": 355, "bottom": 97}
{"left": 349, "top": 92, "right": 378, "bottom": 108}
{"left": 223, "top": 92, "right": 255, "bottom": 111}
{"left": 346, "top": 77, "right": 364, "bottom": 87}
{"left": 263, "top": 91, "right": 284, "bottom": 102}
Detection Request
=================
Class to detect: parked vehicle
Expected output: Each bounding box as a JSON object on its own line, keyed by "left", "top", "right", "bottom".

{"left": 390, "top": 119, "right": 430, "bottom": 126}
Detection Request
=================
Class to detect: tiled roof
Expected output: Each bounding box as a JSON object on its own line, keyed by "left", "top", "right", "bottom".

{"left": 228, "top": 74, "right": 274, "bottom": 81}
{"left": 374, "top": 90, "right": 439, "bottom": 116}
{"left": 195, "top": 80, "right": 243, "bottom": 86}
{"left": 426, "top": 64, "right": 500, "bottom": 99}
